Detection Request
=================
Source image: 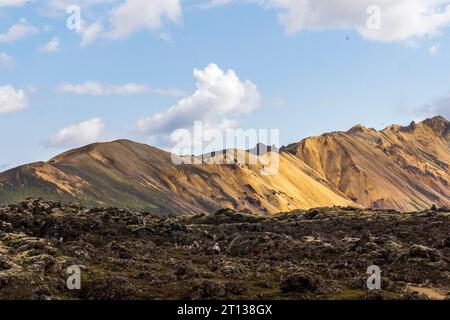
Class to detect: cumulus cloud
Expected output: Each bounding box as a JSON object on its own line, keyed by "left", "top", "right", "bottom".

{"left": 58, "top": 81, "right": 150, "bottom": 96}
{"left": 37, "top": 1, "right": 181, "bottom": 44}
{"left": 135, "top": 63, "right": 261, "bottom": 145}
{"left": 108, "top": 0, "right": 182, "bottom": 39}
{"left": 202, "top": 0, "right": 450, "bottom": 43}
{"left": 0, "top": 19, "right": 38, "bottom": 43}
{"left": 40, "top": 1, "right": 113, "bottom": 47}
{"left": 47, "top": 118, "right": 105, "bottom": 148}
{"left": 0, "top": 85, "right": 28, "bottom": 114}
{"left": 0, "top": 52, "right": 14, "bottom": 69}
{"left": 38, "top": 37, "right": 59, "bottom": 53}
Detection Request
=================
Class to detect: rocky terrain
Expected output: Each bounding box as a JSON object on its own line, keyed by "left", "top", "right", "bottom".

{"left": 1, "top": 198, "right": 449, "bottom": 300}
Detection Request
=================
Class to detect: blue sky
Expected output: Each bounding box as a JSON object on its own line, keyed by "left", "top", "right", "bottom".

{"left": 1, "top": 0, "right": 450, "bottom": 170}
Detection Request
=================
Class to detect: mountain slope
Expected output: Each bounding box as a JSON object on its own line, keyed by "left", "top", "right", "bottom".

{"left": 0, "top": 116, "right": 448, "bottom": 213}
{"left": 0, "top": 140, "right": 353, "bottom": 215}
{"left": 282, "top": 116, "right": 450, "bottom": 211}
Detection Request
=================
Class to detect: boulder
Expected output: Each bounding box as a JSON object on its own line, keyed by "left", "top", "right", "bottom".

{"left": 280, "top": 272, "right": 320, "bottom": 293}
{"left": 191, "top": 280, "right": 226, "bottom": 300}
{"left": 408, "top": 245, "right": 441, "bottom": 262}
{"left": 174, "top": 261, "right": 198, "bottom": 280}
{"left": 225, "top": 281, "right": 247, "bottom": 295}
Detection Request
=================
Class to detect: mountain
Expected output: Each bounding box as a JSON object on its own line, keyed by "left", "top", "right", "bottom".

{"left": 283, "top": 116, "right": 450, "bottom": 211}
{"left": 0, "top": 140, "right": 352, "bottom": 215}
{"left": 0, "top": 116, "right": 448, "bottom": 213}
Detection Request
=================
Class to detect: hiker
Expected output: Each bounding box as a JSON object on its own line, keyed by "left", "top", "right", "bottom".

{"left": 253, "top": 248, "right": 261, "bottom": 258}
{"left": 213, "top": 242, "right": 221, "bottom": 254}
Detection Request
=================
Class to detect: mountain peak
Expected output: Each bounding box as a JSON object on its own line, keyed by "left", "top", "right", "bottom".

{"left": 48, "top": 139, "right": 168, "bottom": 165}
{"left": 416, "top": 115, "right": 449, "bottom": 135}
{"left": 347, "top": 124, "right": 373, "bottom": 134}
{"left": 248, "top": 143, "right": 279, "bottom": 155}
{"left": 381, "top": 116, "right": 449, "bottom": 135}
{"left": 429, "top": 115, "right": 448, "bottom": 122}
{"left": 420, "top": 115, "right": 448, "bottom": 125}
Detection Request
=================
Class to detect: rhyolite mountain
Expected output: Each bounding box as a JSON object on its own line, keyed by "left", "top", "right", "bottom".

{"left": 284, "top": 115, "right": 450, "bottom": 211}
{"left": 0, "top": 116, "right": 448, "bottom": 214}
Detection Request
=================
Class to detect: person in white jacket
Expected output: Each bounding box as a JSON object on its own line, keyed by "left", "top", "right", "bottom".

{"left": 213, "top": 242, "right": 221, "bottom": 254}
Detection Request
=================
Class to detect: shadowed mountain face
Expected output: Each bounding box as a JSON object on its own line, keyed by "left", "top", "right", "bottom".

{"left": 0, "top": 116, "right": 449, "bottom": 214}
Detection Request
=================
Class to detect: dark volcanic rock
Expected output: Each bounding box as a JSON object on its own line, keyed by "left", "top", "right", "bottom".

{"left": 442, "top": 236, "right": 450, "bottom": 248}
{"left": 408, "top": 245, "right": 441, "bottom": 262}
{"left": 280, "top": 272, "right": 321, "bottom": 293}
{"left": 175, "top": 261, "right": 198, "bottom": 280}
{"left": 0, "top": 199, "right": 449, "bottom": 300}
{"left": 84, "top": 277, "right": 137, "bottom": 300}
{"left": 191, "top": 280, "right": 227, "bottom": 300}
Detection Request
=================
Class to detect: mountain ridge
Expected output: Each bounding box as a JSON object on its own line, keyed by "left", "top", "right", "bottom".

{"left": 1, "top": 116, "right": 448, "bottom": 214}
{"left": 282, "top": 116, "right": 449, "bottom": 211}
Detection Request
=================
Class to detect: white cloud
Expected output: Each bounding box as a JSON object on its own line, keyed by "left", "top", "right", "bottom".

{"left": 429, "top": 43, "right": 441, "bottom": 55}
{"left": 0, "top": 52, "right": 14, "bottom": 69}
{"left": 0, "top": 19, "right": 38, "bottom": 43}
{"left": 203, "top": 0, "right": 450, "bottom": 43}
{"left": 47, "top": 118, "right": 105, "bottom": 148}
{"left": 108, "top": 0, "right": 182, "bottom": 39}
{"left": 38, "top": 37, "right": 59, "bottom": 53}
{"left": 58, "top": 81, "right": 150, "bottom": 95}
{"left": 39, "top": 0, "right": 181, "bottom": 44}
{"left": 135, "top": 63, "right": 261, "bottom": 144}
{"left": 39, "top": 1, "right": 113, "bottom": 47}
{"left": 0, "top": 85, "right": 28, "bottom": 114}
{"left": 0, "top": 0, "right": 29, "bottom": 7}
{"left": 79, "top": 22, "right": 103, "bottom": 47}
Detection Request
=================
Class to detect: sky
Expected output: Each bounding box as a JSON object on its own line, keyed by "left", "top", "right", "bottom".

{"left": 1, "top": 0, "right": 450, "bottom": 170}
